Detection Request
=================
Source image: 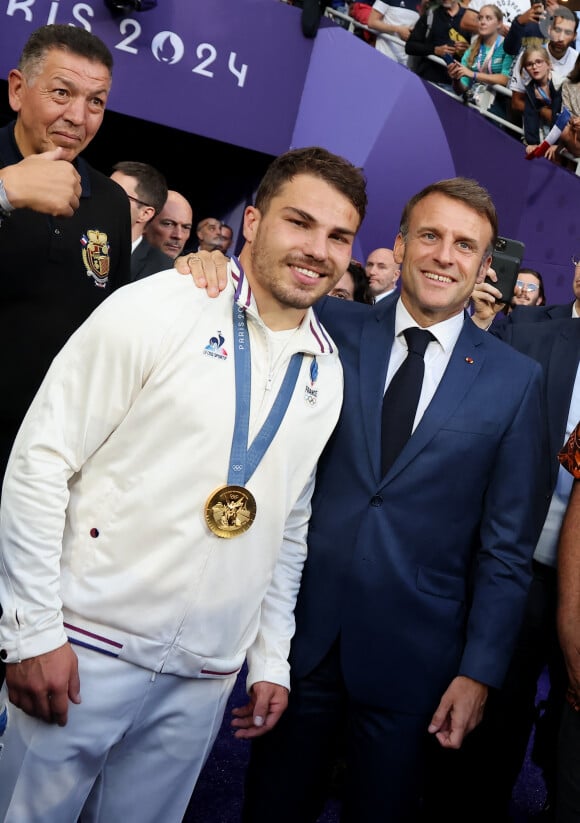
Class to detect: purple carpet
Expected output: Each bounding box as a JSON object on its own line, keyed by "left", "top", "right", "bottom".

{"left": 183, "top": 668, "right": 550, "bottom": 822}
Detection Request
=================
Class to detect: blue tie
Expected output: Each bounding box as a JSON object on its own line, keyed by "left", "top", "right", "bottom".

{"left": 381, "top": 327, "right": 434, "bottom": 475}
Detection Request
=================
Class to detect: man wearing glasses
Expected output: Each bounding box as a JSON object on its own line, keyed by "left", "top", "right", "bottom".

{"left": 508, "top": 256, "right": 580, "bottom": 319}
{"left": 110, "top": 161, "right": 173, "bottom": 282}
{"left": 511, "top": 267, "right": 546, "bottom": 308}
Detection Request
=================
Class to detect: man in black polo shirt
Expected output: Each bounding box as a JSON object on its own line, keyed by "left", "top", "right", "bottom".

{"left": 405, "top": 0, "right": 479, "bottom": 86}
{"left": 0, "top": 24, "right": 132, "bottom": 485}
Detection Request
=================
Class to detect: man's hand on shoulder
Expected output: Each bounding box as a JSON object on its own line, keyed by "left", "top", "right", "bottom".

{"left": 230, "top": 680, "right": 289, "bottom": 739}
{"left": 6, "top": 642, "right": 81, "bottom": 726}
{"left": 174, "top": 249, "right": 229, "bottom": 298}
{"left": 2, "top": 149, "right": 81, "bottom": 216}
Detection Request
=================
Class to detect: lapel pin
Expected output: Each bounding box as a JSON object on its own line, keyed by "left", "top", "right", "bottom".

{"left": 465, "top": 357, "right": 474, "bottom": 365}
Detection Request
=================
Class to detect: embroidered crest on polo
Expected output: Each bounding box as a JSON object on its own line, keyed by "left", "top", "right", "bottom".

{"left": 204, "top": 330, "right": 228, "bottom": 361}
{"left": 304, "top": 357, "right": 319, "bottom": 406}
{"left": 81, "top": 229, "right": 110, "bottom": 288}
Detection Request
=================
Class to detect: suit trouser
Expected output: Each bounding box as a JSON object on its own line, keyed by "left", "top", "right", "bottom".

{"left": 422, "top": 560, "right": 567, "bottom": 821}
{"left": 0, "top": 643, "right": 237, "bottom": 823}
{"left": 242, "top": 639, "right": 432, "bottom": 823}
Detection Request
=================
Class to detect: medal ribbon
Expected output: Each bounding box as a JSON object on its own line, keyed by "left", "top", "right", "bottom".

{"left": 228, "top": 302, "right": 303, "bottom": 485}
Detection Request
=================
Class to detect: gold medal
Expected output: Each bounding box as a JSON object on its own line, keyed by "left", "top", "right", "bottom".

{"left": 204, "top": 485, "right": 256, "bottom": 538}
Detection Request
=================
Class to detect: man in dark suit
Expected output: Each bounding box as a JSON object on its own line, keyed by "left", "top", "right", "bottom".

{"left": 428, "top": 274, "right": 580, "bottom": 820}
{"left": 230, "top": 178, "right": 546, "bottom": 822}
{"left": 110, "top": 161, "right": 173, "bottom": 281}
{"left": 498, "top": 256, "right": 579, "bottom": 324}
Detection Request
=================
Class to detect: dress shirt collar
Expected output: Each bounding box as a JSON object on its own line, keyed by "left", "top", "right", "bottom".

{"left": 394, "top": 298, "right": 465, "bottom": 355}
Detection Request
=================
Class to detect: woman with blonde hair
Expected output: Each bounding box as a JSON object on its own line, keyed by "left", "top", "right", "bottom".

{"left": 447, "top": 4, "right": 513, "bottom": 118}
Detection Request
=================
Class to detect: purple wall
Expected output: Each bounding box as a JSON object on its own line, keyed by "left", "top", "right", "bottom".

{"left": 1, "top": 2, "right": 578, "bottom": 302}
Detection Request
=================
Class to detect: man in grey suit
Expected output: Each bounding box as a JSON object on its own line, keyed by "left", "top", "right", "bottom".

{"left": 110, "top": 161, "right": 173, "bottom": 281}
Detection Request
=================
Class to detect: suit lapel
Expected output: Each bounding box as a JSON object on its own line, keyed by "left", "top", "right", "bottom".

{"left": 360, "top": 299, "right": 396, "bottom": 482}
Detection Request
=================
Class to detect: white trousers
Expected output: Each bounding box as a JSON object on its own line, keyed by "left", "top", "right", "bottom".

{"left": 0, "top": 644, "right": 238, "bottom": 823}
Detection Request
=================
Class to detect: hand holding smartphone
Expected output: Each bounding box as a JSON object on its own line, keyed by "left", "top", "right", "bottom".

{"left": 485, "top": 236, "right": 525, "bottom": 303}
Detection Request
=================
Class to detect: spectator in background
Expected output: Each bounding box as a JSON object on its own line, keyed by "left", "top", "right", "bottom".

{"left": 466, "top": 0, "right": 526, "bottom": 35}
{"left": 218, "top": 223, "right": 234, "bottom": 256}
{"left": 368, "top": 0, "right": 420, "bottom": 66}
{"left": 511, "top": 268, "right": 546, "bottom": 307}
{"left": 483, "top": 255, "right": 579, "bottom": 321}
{"left": 365, "top": 247, "right": 400, "bottom": 302}
{"left": 348, "top": 2, "right": 377, "bottom": 45}
{"left": 405, "top": 0, "right": 479, "bottom": 87}
{"left": 110, "top": 161, "right": 173, "bottom": 281}
{"left": 555, "top": 54, "right": 580, "bottom": 158}
{"left": 145, "top": 189, "right": 192, "bottom": 260}
{"left": 520, "top": 46, "right": 563, "bottom": 158}
{"left": 509, "top": 7, "right": 578, "bottom": 124}
{"left": 504, "top": 0, "right": 565, "bottom": 59}
{"left": 488, "top": 268, "right": 546, "bottom": 329}
{"left": 195, "top": 216, "right": 224, "bottom": 252}
{"left": 447, "top": 4, "right": 514, "bottom": 119}
{"left": 329, "top": 258, "right": 373, "bottom": 303}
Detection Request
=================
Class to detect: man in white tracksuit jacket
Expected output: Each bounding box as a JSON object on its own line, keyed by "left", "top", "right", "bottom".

{"left": 0, "top": 147, "right": 367, "bottom": 822}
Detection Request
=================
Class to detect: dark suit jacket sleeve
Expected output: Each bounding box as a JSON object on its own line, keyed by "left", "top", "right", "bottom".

{"left": 459, "top": 356, "right": 546, "bottom": 686}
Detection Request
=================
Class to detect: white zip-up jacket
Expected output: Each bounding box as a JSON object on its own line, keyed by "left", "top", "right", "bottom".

{"left": 0, "top": 262, "right": 343, "bottom": 691}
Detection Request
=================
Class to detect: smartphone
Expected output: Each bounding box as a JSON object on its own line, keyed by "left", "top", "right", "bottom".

{"left": 486, "top": 236, "right": 525, "bottom": 303}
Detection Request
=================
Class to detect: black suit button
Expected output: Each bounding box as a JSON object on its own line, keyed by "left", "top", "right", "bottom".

{"left": 370, "top": 495, "right": 383, "bottom": 507}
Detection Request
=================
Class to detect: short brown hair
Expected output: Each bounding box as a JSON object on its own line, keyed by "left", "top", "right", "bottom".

{"left": 399, "top": 177, "right": 498, "bottom": 253}
{"left": 255, "top": 146, "right": 367, "bottom": 227}
{"left": 112, "top": 161, "right": 168, "bottom": 215}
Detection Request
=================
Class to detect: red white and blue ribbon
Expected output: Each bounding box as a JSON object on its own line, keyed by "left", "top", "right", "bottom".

{"left": 526, "top": 107, "right": 572, "bottom": 159}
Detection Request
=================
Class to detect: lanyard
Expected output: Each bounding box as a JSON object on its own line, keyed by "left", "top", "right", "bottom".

{"left": 228, "top": 301, "right": 303, "bottom": 485}
{"left": 475, "top": 35, "right": 501, "bottom": 73}
{"left": 536, "top": 83, "right": 551, "bottom": 104}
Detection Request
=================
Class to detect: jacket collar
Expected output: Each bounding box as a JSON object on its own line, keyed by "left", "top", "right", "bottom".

{"left": 228, "top": 256, "right": 337, "bottom": 356}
